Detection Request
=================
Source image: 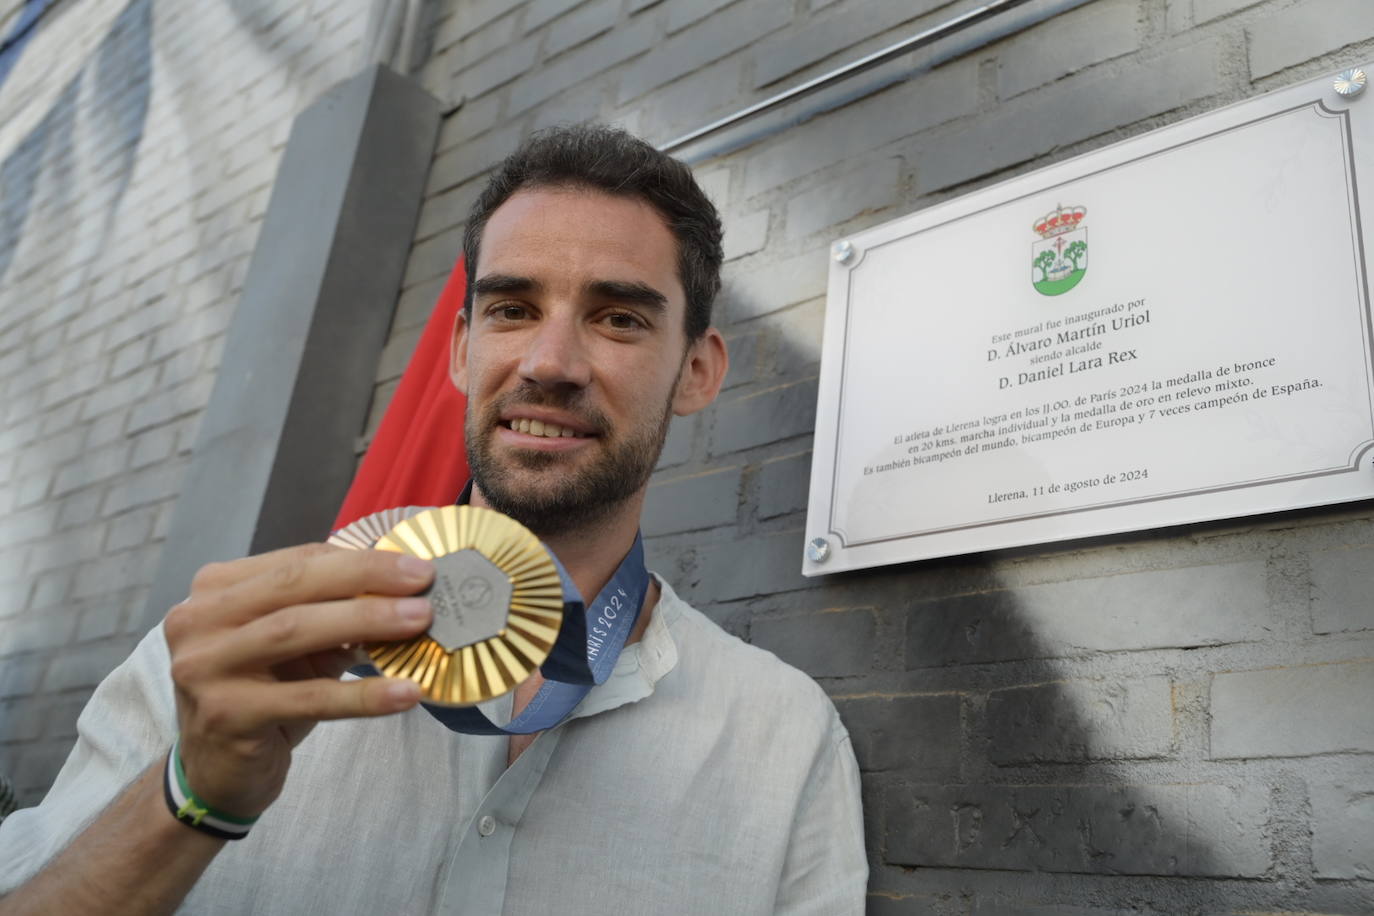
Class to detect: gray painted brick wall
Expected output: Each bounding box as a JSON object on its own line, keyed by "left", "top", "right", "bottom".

{"left": 1312, "top": 780, "right": 1374, "bottom": 879}
{"left": 886, "top": 783, "right": 1272, "bottom": 877}
{"left": 380, "top": 2, "right": 1374, "bottom": 911}
{"left": 1211, "top": 660, "right": 1374, "bottom": 757}
{"left": 5, "top": 0, "right": 1374, "bottom": 913}
{"left": 985, "top": 676, "right": 1174, "bottom": 764}
{"left": 1310, "top": 543, "right": 1374, "bottom": 633}
{"left": 641, "top": 465, "right": 742, "bottom": 537}
{"left": 752, "top": 607, "right": 880, "bottom": 679}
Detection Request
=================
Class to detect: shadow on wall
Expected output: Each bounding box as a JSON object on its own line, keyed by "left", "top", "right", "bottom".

{"left": 0, "top": 0, "right": 152, "bottom": 291}
{"left": 875, "top": 574, "right": 1269, "bottom": 914}
{"left": 646, "top": 314, "right": 1345, "bottom": 913}
{"left": 224, "top": 0, "right": 340, "bottom": 94}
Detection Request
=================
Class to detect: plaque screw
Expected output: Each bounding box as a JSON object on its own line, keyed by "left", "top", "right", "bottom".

{"left": 806, "top": 537, "right": 831, "bottom": 563}
{"left": 1335, "top": 69, "right": 1367, "bottom": 98}
{"left": 831, "top": 240, "right": 855, "bottom": 264}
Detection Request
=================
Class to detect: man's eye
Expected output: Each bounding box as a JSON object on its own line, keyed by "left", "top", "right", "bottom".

{"left": 493, "top": 304, "right": 528, "bottom": 321}
{"left": 604, "top": 312, "right": 643, "bottom": 331}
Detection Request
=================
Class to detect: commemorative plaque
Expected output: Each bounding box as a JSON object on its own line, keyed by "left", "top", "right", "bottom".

{"left": 805, "top": 66, "right": 1374, "bottom": 574}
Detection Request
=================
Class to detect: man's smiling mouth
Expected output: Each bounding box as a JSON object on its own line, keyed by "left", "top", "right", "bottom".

{"left": 503, "top": 418, "right": 592, "bottom": 439}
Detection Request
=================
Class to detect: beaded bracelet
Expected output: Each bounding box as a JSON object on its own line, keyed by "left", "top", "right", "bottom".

{"left": 162, "top": 738, "right": 258, "bottom": 840}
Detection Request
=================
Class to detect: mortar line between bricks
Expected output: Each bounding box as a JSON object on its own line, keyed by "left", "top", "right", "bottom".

{"left": 754, "top": 606, "right": 879, "bottom": 617}
{"left": 652, "top": 464, "right": 741, "bottom": 483}
{"left": 722, "top": 375, "right": 819, "bottom": 401}
{"left": 831, "top": 689, "right": 965, "bottom": 700}
{"left": 1213, "top": 656, "right": 1374, "bottom": 675}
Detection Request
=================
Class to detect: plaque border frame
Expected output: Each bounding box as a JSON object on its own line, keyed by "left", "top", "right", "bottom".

{"left": 807, "top": 69, "right": 1374, "bottom": 573}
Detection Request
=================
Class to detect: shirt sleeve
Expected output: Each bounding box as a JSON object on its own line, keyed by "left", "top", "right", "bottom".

{"left": 773, "top": 716, "right": 869, "bottom": 915}
{"left": 0, "top": 624, "right": 177, "bottom": 895}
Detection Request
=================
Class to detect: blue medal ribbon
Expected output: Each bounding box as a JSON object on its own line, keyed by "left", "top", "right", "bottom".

{"left": 347, "top": 484, "right": 650, "bottom": 735}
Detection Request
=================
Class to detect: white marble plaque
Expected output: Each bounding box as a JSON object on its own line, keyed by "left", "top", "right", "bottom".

{"left": 806, "top": 66, "right": 1374, "bottom": 574}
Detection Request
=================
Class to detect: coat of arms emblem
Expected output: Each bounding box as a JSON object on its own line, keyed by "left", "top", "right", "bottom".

{"left": 1031, "top": 204, "right": 1087, "bottom": 296}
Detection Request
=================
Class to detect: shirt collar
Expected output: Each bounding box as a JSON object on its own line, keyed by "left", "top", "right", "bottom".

{"left": 567, "top": 572, "right": 681, "bottom": 721}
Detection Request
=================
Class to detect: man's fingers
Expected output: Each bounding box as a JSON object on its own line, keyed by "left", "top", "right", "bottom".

{"left": 173, "top": 548, "right": 434, "bottom": 633}
{"left": 205, "top": 597, "right": 432, "bottom": 673}
{"left": 295, "top": 675, "right": 422, "bottom": 721}
{"left": 203, "top": 676, "right": 423, "bottom": 734}
{"left": 301, "top": 646, "right": 372, "bottom": 681}
{"left": 187, "top": 543, "right": 340, "bottom": 593}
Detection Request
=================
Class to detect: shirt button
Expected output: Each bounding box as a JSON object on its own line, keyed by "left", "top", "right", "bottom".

{"left": 478, "top": 815, "right": 496, "bottom": 837}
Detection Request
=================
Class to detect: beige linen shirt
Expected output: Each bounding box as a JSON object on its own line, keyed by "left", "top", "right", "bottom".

{"left": 0, "top": 578, "right": 867, "bottom": 914}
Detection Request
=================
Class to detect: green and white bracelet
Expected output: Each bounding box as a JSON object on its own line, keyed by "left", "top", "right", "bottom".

{"left": 162, "top": 738, "right": 259, "bottom": 840}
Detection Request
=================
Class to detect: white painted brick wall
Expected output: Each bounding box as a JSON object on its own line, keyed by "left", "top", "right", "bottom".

{"left": 0, "top": 0, "right": 372, "bottom": 805}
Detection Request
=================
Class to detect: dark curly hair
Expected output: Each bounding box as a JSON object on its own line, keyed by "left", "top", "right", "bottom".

{"left": 462, "top": 124, "right": 723, "bottom": 340}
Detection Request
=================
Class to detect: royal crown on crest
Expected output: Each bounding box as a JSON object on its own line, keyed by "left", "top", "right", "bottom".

{"left": 1033, "top": 204, "right": 1086, "bottom": 238}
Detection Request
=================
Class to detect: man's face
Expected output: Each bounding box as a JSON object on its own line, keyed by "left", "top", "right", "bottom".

{"left": 452, "top": 187, "right": 717, "bottom": 537}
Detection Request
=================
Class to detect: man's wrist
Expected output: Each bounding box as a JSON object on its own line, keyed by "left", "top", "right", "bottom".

{"left": 161, "top": 739, "right": 259, "bottom": 841}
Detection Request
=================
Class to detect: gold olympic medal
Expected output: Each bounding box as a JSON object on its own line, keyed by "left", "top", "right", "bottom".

{"left": 331, "top": 505, "right": 563, "bottom": 706}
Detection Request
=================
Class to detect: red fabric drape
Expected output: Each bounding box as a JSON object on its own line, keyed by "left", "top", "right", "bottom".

{"left": 333, "top": 257, "right": 470, "bottom": 530}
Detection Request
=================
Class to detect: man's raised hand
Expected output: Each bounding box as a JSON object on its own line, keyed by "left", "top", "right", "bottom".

{"left": 164, "top": 543, "right": 434, "bottom": 820}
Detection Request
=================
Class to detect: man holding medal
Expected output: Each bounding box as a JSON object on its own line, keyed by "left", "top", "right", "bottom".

{"left": 0, "top": 125, "right": 867, "bottom": 914}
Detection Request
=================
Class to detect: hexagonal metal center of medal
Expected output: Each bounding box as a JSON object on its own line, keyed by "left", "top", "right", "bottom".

{"left": 423, "top": 549, "right": 512, "bottom": 651}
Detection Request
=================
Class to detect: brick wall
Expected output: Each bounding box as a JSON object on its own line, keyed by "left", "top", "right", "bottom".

{"left": 4, "top": 0, "right": 1373, "bottom": 912}
{"left": 382, "top": 0, "right": 1374, "bottom": 912}
{"left": 0, "top": 0, "right": 373, "bottom": 804}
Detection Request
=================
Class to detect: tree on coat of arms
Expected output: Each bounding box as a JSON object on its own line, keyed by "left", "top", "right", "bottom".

{"left": 1030, "top": 204, "right": 1088, "bottom": 296}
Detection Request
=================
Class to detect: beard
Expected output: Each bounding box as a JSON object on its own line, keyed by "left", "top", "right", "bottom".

{"left": 465, "top": 383, "right": 674, "bottom": 538}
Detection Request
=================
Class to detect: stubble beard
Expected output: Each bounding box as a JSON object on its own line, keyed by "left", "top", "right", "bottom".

{"left": 466, "top": 384, "right": 674, "bottom": 538}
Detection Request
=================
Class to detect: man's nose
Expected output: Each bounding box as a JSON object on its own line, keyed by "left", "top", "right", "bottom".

{"left": 518, "top": 313, "right": 593, "bottom": 390}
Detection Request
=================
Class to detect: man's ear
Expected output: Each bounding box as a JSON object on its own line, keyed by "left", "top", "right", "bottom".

{"left": 672, "top": 328, "right": 729, "bottom": 416}
{"left": 450, "top": 308, "right": 471, "bottom": 394}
